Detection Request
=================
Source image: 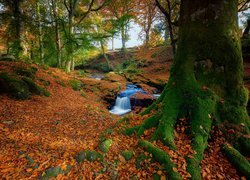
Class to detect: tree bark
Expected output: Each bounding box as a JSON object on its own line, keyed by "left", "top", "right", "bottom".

{"left": 100, "top": 40, "right": 111, "bottom": 71}
{"left": 11, "top": 0, "right": 23, "bottom": 58}
{"left": 121, "top": 25, "right": 126, "bottom": 50}
{"left": 37, "top": 1, "right": 44, "bottom": 64}
{"left": 128, "top": 0, "right": 250, "bottom": 179}
{"left": 52, "top": 0, "right": 62, "bottom": 68}
{"left": 112, "top": 36, "right": 115, "bottom": 51}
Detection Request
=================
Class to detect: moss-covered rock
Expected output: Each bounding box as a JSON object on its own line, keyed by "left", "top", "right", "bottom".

{"left": 0, "top": 72, "right": 30, "bottom": 100}
{"left": 14, "top": 66, "right": 37, "bottom": 79}
{"left": 99, "top": 139, "right": 113, "bottom": 153}
{"left": 22, "top": 77, "right": 43, "bottom": 95}
{"left": 121, "top": 150, "right": 133, "bottom": 161}
{"left": 85, "top": 150, "right": 103, "bottom": 162}
{"left": 74, "top": 151, "right": 85, "bottom": 163}
{"left": 40, "top": 165, "right": 71, "bottom": 180}
{"left": 0, "top": 72, "right": 50, "bottom": 99}
{"left": 40, "top": 166, "right": 63, "bottom": 180}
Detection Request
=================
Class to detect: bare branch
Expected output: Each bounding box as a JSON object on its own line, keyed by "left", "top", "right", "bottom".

{"left": 155, "top": 0, "right": 170, "bottom": 18}
{"left": 238, "top": 0, "right": 250, "bottom": 12}
{"left": 63, "top": 0, "right": 70, "bottom": 13}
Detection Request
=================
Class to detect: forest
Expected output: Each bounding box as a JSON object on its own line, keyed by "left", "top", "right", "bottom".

{"left": 0, "top": 0, "right": 250, "bottom": 179}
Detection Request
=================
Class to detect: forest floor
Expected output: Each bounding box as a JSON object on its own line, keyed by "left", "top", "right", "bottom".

{"left": 0, "top": 46, "right": 249, "bottom": 179}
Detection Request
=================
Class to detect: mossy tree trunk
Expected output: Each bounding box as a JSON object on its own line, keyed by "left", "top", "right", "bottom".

{"left": 8, "top": 0, "right": 23, "bottom": 59}
{"left": 129, "top": 0, "right": 250, "bottom": 179}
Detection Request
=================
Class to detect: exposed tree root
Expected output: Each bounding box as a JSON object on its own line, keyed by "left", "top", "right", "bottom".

{"left": 138, "top": 140, "right": 182, "bottom": 180}
{"left": 124, "top": 81, "right": 249, "bottom": 179}
{"left": 222, "top": 143, "right": 250, "bottom": 178}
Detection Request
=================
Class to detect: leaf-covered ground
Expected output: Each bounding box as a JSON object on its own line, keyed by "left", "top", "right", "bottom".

{"left": 0, "top": 48, "right": 249, "bottom": 179}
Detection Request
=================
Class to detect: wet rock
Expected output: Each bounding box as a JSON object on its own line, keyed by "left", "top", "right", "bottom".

{"left": 130, "top": 92, "right": 156, "bottom": 109}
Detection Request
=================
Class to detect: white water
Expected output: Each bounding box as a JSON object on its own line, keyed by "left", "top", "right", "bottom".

{"left": 109, "top": 96, "right": 131, "bottom": 116}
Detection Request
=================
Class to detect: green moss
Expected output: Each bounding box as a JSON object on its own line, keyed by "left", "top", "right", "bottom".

{"left": 135, "top": 153, "right": 150, "bottom": 169}
{"left": 40, "top": 165, "right": 71, "bottom": 180}
{"left": 152, "top": 173, "right": 161, "bottom": 180}
{"left": 0, "top": 72, "right": 30, "bottom": 100}
{"left": 38, "top": 78, "right": 50, "bottom": 86}
{"left": 121, "top": 150, "right": 133, "bottom": 161}
{"left": 239, "top": 136, "right": 250, "bottom": 156}
{"left": 85, "top": 150, "right": 103, "bottom": 162}
{"left": 41, "top": 166, "right": 63, "bottom": 179}
{"left": 74, "top": 151, "right": 85, "bottom": 163}
{"left": 0, "top": 55, "right": 16, "bottom": 61}
{"left": 14, "top": 66, "right": 37, "bottom": 79}
{"left": 22, "top": 77, "right": 50, "bottom": 97}
{"left": 22, "top": 77, "right": 43, "bottom": 95}
{"left": 222, "top": 143, "right": 250, "bottom": 178}
{"left": 123, "top": 125, "right": 140, "bottom": 136}
{"left": 69, "top": 79, "right": 82, "bottom": 91}
{"left": 138, "top": 140, "right": 182, "bottom": 180}
{"left": 99, "top": 139, "right": 113, "bottom": 153}
{"left": 218, "top": 101, "right": 250, "bottom": 130}
{"left": 56, "top": 80, "right": 66, "bottom": 87}
{"left": 137, "top": 114, "right": 160, "bottom": 136}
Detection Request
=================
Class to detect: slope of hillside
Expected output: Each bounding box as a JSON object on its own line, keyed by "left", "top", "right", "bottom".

{"left": 1, "top": 46, "right": 250, "bottom": 179}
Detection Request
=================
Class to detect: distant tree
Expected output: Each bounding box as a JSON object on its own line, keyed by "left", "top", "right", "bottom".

{"left": 155, "top": 0, "right": 180, "bottom": 55}
{"left": 63, "top": 0, "right": 108, "bottom": 72}
{"left": 51, "top": 0, "right": 62, "bottom": 67}
{"left": 137, "top": 0, "right": 159, "bottom": 47}
{"left": 107, "top": 0, "right": 136, "bottom": 50}
{"left": 0, "top": 0, "right": 24, "bottom": 58}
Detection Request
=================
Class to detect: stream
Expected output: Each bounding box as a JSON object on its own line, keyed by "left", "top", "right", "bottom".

{"left": 109, "top": 84, "right": 156, "bottom": 116}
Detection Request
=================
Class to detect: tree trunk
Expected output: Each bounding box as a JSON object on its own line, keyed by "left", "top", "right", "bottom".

{"left": 112, "top": 36, "right": 115, "bottom": 51}
{"left": 11, "top": 0, "right": 23, "bottom": 58}
{"left": 100, "top": 40, "right": 110, "bottom": 71}
{"left": 145, "top": 29, "right": 150, "bottom": 47}
{"left": 37, "top": 1, "right": 44, "bottom": 64}
{"left": 121, "top": 25, "right": 126, "bottom": 50}
{"left": 52, "top": 0, "right": 62, "bottom": 68}
{"left": 166, "top": 0, "right": 175, "bottom": 55}
{"left": 127, "top": 0, "right": 250, "bottom": 179}
{"left": 66, "top": 13, "right": 74, "bottom": 73}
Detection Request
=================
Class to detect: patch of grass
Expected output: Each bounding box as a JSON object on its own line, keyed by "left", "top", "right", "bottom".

{"left": 38, "top": 78, "right": 50, "bottom": 86}
{"left": 80, "top": 90, "right": 86, "bottom": 97}
{"left": 90, "top": 62, "right": 111, "bottom": 73}
{"left": 69, "top": 79, "right": 82, "bottom": 91}
{"left": 56, "top": 80, "right": 66, "bottom": 87}
{"left": 115, "top": 59, "right": 142, "bottom": 75}
{"left": 53, "top": 75, "right": 59, "bottom": 79}
{"left": 77, "top": 70, "right": 86, "bottom": 77}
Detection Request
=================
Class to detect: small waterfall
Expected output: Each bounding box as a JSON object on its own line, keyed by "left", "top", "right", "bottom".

{"left": 109, "top": 96, "right": 132, "bottom": 116}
